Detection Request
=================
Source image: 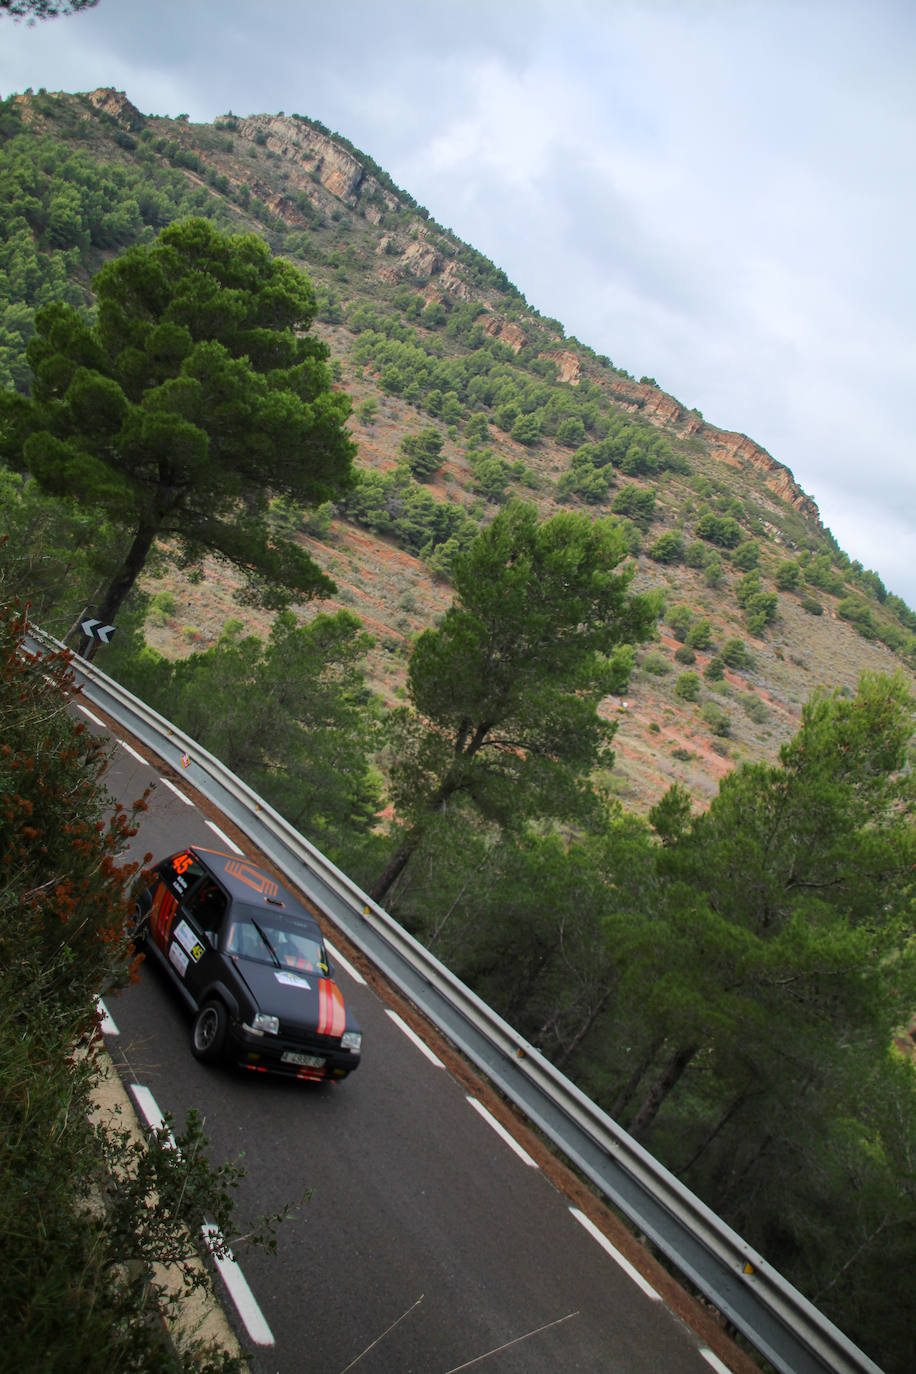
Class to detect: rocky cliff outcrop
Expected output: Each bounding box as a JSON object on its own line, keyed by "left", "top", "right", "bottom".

{"left": 591, "top": 376, "right": 819, "bottom": 521}
{"left": 480, "top": 315, "right": 528, "bottom": 353}
{"left": 86, "top": 88, "right": 145, "bottom": 131}
{"left": 544, "top": 350, "right": 584, "bottom": 385}
{"left": 237, "top": 114, "right": 400, "bottom": 220}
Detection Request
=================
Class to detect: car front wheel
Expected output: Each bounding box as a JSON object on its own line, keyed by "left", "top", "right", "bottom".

{"left": 191, "top": 1001, "right": 228, "bottom": 1063}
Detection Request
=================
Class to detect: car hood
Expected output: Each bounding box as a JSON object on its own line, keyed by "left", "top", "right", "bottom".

{"left": 231, "top": 957, "right": 354, "bottom": 1037}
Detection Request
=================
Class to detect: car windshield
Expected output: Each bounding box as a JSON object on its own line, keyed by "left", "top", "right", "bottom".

{"left": 225, "top": 913, "right": 328, "bottom": 973}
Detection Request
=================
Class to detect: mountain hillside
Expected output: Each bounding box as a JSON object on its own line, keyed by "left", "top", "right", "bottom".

{"left": 2, "top": 86, "right": 914, "bottom": 812}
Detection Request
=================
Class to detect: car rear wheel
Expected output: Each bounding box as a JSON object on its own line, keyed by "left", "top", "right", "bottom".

{"left": 191, "top": 1001, "right": 228, "bottom": 1063}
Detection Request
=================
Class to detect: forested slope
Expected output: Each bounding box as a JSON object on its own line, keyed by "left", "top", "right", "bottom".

{"left": 2, "top": 88, "right": 916, "bottom": 1373}
{"left": 1, "top": 87, "right": 913, "bottom": 817}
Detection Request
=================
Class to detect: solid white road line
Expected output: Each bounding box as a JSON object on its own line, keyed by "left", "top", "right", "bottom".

{"left": 126, "top": 1085, "right": 274, "bottom": 1347}
{"left": 569, "top": 1208, "right": 662, "bottom": 1301}
{"left": 159, "top": 776, "right": 194, "bottom": 805}
{"left": 77, "top": 704, "right": 106, "bottom": 727}
{"left": 385, "top": 1009, "right": 444, "bottom": 1066}
{"left": 95, "top": 997, "right": 118, "bottom": 1036}
{"left": 205, "top": 820, "right": 244, "bottom": 854}
{"left": 117, "top": 737, "right": 148, "bottom": 764}
{"left": 326, "top": 940, "right": 366, "bottom": 984}
{"left": 466, "top": 1096, "right": 538, "bottom": 1167}
{"left": 700, "top": 1348, "right": 733, "bottom": 1373}
{"left": 202, "top": 1224, "right": 275, "bottom": 1347}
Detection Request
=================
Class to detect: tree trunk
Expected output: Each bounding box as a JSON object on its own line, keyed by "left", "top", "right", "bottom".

{"left": 370, "top": 764, "right": 467, "bottom": 906}
{"left": 554, "top": 987, "right": 613, "bottom": 1069}
{"left": 370, "top": 829, "right": 423, "bottom": 906}
{"left": 626, "top": 1043, "right": 699, "bottom": 1141}
{"left": 75, "top": 522, "right": 157, "bottom": 659}
{"left": 611, "top": 1036, "right": 664, "bottom": 1121}
{"left": 676, "top": 1088, "right": 752, "bottom": 1179}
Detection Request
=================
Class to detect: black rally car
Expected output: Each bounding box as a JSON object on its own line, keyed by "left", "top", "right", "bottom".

{"left": 132, "top": 847, "right": 362, "bottom": 1081}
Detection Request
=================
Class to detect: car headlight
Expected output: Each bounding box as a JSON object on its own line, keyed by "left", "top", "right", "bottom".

{"left": 341, "top": 1031, "right": 362, "bottom": 1053}
{"left": 244, "top": 1013, "right": 279, "bottom": 1036}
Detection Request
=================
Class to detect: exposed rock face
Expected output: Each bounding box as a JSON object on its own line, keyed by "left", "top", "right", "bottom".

{"left": 480, "top": 315, "right": 527, "bottom": 353}
{"left": 86, "top": 88, "right": 145, "bottom": 130}
{"left": 237, "top": 114, "right": 400, "bottom": 216}
{"left": 592, "top": 376, "right": 819, "bottom": 521}
{"left": 400, "top": 239, "right": 442, "bottom": 280}
{"left": 544, "top": 350, "right": 584, "bottom": 385}
{"left": 440, "top": 259, "right": 477, "bottom": 302}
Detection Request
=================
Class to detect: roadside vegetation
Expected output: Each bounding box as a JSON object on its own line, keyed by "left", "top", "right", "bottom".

{"left": 0, "top": 596, "right": 290, "bottom": 1372}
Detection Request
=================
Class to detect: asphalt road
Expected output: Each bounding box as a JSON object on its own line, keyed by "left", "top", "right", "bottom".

{"left": 95, "top": 723, "right": 731, "bottom": 1374}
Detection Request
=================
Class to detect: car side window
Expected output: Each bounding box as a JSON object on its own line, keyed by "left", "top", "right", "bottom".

{"left": 183, "top": 879, "right": 228, "bottom": 937}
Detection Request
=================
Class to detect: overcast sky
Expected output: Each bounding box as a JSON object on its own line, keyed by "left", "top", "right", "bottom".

{"left": 3, "top": 0, "right": 915, "bottom": 606}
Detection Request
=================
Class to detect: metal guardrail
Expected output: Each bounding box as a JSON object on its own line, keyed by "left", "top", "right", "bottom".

{"left": 29, "top": 627, "right": 884, "bottom": 1374}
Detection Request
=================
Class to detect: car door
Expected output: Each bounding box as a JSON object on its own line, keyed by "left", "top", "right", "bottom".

{"left": 166, "top": 875, "right": 230, "bottom": 1005}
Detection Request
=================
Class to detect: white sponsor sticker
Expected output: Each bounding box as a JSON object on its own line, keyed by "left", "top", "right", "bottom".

{"left": 169, "top": 942, "right": 189, "bottom": 978}
{"left": 174, "top": 920, "right": 204, "bottom": 962}
{"left": 275, "top": 971, "right": 311, "bottom": 989}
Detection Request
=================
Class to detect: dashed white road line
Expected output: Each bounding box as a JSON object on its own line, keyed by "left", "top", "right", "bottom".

{"left": 699, "top": 1348, "right": 733, "bottom": 1373}
{"left": 202, "top": 1224, "right": 275, "bottom": 1347}
{"left": 385, "top": 1009, "right": 444, "bottom": 1066}
{"left": 77, "top": 704, "right": 107, "bottom": 727}
{"left": 466, "top": 1096, "right": 538, "bottom": 1167}
{"left": 129, "top": 1083, "right": 177, "bottom": 1148}
{"left": 326, "top": 940, "right": 365, "bottom": 984}
{"left": 129, "top": 1084, "right": 274, "bottom": 1346}
{"left": 159, "top": 776, "right": 194, "bottom": 805}
{"left": 117, "top": 737, "right": 148, "bottom": 765}
{"left": 95, "top": 997, "right": 118, "bottom": 1036}
{"left": 569, "top": 1208, "right": 661, "bottom": 1301}
{"left": 205, "top": 820, "right": 244, "bottom": 854}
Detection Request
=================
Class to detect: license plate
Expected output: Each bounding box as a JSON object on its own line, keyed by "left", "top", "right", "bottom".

{"left": 281, "top": 1051, "right": 325, "bottom": 1068}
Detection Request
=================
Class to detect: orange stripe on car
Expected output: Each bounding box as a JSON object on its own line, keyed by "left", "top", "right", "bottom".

{"left": 317, "top": 979, "right": 347, "bottom": 1038}
{"left": 151, "top": 886, "right": 177, "bottom": 947}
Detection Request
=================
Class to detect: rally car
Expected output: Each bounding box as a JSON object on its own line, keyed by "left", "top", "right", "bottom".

{"left": 131, "top": 847, "right": 361, "bottom": 1081}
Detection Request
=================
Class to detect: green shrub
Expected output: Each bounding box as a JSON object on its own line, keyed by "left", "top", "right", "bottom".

{"left": 742, "top": 694, "right": 770, "bottom": 724}
{"left": 732, "top": 540, "right": 760, "bottom": 571}
{"left": 686, "top": 618, "right": 712, "bottom": 650}
{"left": 648, "top": 531, "right": 685, "bottom": 563}
{"left": 704, "top": 557, "right": 723, "bottom": 587}
{"left": 400, "top": 427, "right": 444, "bottom": 481}
{"left": 775, "top": 560, "right": 802, "bottom": 591}
{"left": 667, "top": 604, "right": 693, "bottom": 642}
{"left": 720, "top": 637, "right": 750, "bottom": 669}
{"left": 675, "top": 671, "right": 701, "bottom": 701}
{"left": 701, "top": 700, "right": 731, "bottom": 736}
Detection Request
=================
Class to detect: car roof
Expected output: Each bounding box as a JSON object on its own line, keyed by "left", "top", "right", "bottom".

{"left": 188, "top": 847, "right": 316, "bottom": 922}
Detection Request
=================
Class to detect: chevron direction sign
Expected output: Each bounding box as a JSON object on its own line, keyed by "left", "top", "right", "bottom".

{"left": 81, "top": 618, "right": 117, "bottom": 645}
